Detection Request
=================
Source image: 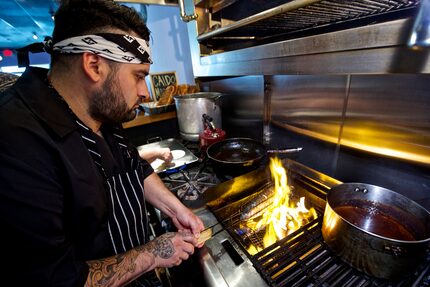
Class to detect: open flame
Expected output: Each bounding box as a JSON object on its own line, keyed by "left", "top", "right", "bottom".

{"left": 245, "top": 157, "right": 317, "bottom": 255}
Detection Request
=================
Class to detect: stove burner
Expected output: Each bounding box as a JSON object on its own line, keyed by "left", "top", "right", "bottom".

{"left": 163, "top": 168, "right": 219, "bottom": 201}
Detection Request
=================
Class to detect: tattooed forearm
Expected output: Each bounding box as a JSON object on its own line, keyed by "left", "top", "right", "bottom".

{"left": 85, "top": 233, "right": 178, "bottom": 287}
{"left": 86, "top": 248, "right": 142, "bottom": 287}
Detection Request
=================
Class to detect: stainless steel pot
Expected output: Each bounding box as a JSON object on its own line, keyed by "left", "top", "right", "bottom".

{"left": 174, "top": 92, "right": 222, "bottom": 141}
{"left": 322, "top": 183, "right": 430, "bottom": 279}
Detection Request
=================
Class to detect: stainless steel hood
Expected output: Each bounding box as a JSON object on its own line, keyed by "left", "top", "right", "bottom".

{"left": 181, "top": 0, "right": 430, "bottom": 77}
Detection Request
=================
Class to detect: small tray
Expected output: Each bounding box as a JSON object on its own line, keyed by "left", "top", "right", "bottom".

{"left": 137, "top": 138, "right": 199, "bottom": 173}
{"left": 140, "top": 102, "right": 175, "bottom": 115}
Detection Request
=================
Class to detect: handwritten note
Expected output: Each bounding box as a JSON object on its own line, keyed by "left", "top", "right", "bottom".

{"left": 149, "top": 71, "right": 177, "bottom": 101}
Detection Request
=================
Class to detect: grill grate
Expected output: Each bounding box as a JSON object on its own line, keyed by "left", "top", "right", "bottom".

{"left": 198, "top": 0, "right": 420, "bottom": 47}
{"left": 247, "top": 0, "right": 417, "bottom": 34}
{"left": 209, "top": 169, "right": 430, "bottom": 287}
{"left": 248, "top": 218, "right": 430, "bottom": 287}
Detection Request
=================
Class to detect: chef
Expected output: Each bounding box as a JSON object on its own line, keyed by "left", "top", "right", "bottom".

{"left": 0, "top": 0, "right": 204, "bottom": 286}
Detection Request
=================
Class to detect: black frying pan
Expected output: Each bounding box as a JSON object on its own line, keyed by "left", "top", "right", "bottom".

{"left": 206, "top": 138, "right": 302, "bottom": 175}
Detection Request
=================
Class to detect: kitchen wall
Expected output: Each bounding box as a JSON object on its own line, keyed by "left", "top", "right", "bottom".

{"left": 125, "top": 5, "right": 194, "bottom": 145}
{"left": 145, "top": 5, "right": 195, "bottom": 88}
{"left": 269, "top": 74, "right": 430, "bottom": 207}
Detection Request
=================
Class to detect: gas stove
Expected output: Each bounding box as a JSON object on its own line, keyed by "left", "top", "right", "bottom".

{"left": 158, "top": 140, "right": 242, "bottom": 208}
{"left": 160, "top": 155, "right": 430, "bottom": 287}
{"left": 162, "top": 164, "right": 219, "bottom": 201}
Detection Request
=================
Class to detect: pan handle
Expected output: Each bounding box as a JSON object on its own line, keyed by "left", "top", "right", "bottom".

{"left": 267, "top": 147, "right": 303, "bottom": 153}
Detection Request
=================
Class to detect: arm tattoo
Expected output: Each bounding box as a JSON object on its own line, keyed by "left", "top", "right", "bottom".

{"left": 85, "top": 232, "right": 176, "bottom": 286}
{"left": 144, "top": 232, "right": 175, "bottom": 259}
{"left": 86, "top": 248, "right": 140, "bottom": 287}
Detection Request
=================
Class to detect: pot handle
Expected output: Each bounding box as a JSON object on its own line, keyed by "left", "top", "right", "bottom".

{"left": 267, "top": 147, "right": 303, "bottom": 153}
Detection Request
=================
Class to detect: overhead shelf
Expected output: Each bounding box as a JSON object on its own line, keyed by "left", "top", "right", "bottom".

{"left": 197, "top": 0, "right": 420, "bottom": 52}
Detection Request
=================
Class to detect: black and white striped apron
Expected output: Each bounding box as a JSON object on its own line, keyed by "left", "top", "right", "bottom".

{"left": 75, "top": 118, "right": 161, "bottom": 287}
{"left": 76, "top": 120, "right": 149, "bottom": 250}
{"left": 48, "top": 83, "right": 161, "bottom": 285}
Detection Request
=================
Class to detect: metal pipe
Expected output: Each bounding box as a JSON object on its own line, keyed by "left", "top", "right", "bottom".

{"left": 178, "top": 0, "right": 198, "bottom": 22}
{"left": 408, "top": 0, "right": 430, "bottom": 49}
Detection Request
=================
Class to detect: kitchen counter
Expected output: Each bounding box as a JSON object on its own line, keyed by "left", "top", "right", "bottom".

{"left": 122, "top": 111, "right": 177, "bottom": 129}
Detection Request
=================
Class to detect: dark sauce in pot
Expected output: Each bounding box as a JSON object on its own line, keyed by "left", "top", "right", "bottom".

{"left": 334, "top": 205, "right": 416, "bottom": 241}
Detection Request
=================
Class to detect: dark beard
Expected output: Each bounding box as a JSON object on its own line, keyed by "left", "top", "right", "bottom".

{"left": 88, "top": 71, "right": 137, "bottom": 124}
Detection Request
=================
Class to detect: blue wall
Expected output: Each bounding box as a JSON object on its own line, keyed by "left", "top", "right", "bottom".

{"left": 0, "top": 4, "right": 195, "bottom": 88}
{"left": 146, "top": 5, "right": 195, "bottom": 86}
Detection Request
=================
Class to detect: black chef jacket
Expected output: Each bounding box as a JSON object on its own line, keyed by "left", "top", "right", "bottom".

{"left": 0, "top": 67, "right": 153, "bottom": 286}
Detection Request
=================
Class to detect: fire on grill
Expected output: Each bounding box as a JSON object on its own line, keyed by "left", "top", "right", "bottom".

{"left": 201, "top": 159, "right": 430, "bottom": 286}
{"left": 234, "top": 157, "right": 317, "bottom": 255}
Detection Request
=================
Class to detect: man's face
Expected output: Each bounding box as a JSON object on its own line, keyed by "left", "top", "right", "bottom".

{"left": 88, "top": 62, "right": 150, "bottom": 124}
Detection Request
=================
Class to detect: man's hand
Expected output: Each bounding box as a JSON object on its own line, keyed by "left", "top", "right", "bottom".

{"left": 139, "top": 148, "right": 172, "bottom": 163}
{"left": 143, "top": 173, "right": 205, "bottom": 247}
{"left": 146, "top": 231, "right": 197, "bottom": 268}
{"left": 157, "top": 148, "right": 173, "bottom": 163}
{"left": 171, "top": 207, "right": 205, "bottom": 247}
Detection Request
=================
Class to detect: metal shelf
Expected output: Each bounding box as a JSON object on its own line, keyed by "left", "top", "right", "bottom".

{"left": 187, "top": 17, "right": 430, "bottom": 76}
{"left": 197, "top": 0, "right": 420, "bottom": 44}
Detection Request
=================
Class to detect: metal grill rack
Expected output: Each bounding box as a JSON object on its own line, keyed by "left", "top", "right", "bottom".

{"left": 249, "top": 218, "right": 430, "bottom": 287}
{"left": 208, "top": 168, "right": 430, "bottom": 287}
{"left": 198, "top": 0, "right": 420, "bottom": 49}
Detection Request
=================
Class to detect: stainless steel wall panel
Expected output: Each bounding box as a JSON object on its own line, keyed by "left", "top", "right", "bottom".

{"left": 264, "top": 74, "right": 430, "bottom": 204}
{"left": 268, "top": 75, "right": 347, "bottom": 175}
{"left": 200, "top": 76, "right": 264, "bottom": 139}
{"left": 270, "top": 75, "right": 347, "bottom": 143}
{"left": 341, "top": 74, "right": 430, "bottom": 165}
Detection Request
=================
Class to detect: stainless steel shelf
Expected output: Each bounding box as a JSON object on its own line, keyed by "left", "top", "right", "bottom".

{"left": 187, "top": 18, "right": 430, "bottom": 76}
{"left": 197, "top": 0, "right": 419, "bottom": 43}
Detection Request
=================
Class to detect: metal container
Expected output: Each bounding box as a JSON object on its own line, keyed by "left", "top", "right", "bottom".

{"left": 174, "top": 92, "right": 222, "bottom": 141}
{"left": 322, "top": 183, "right": 430, "bottom": 279}
{"left": 136, "top": 138, "right": 198, "bottom": 173}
